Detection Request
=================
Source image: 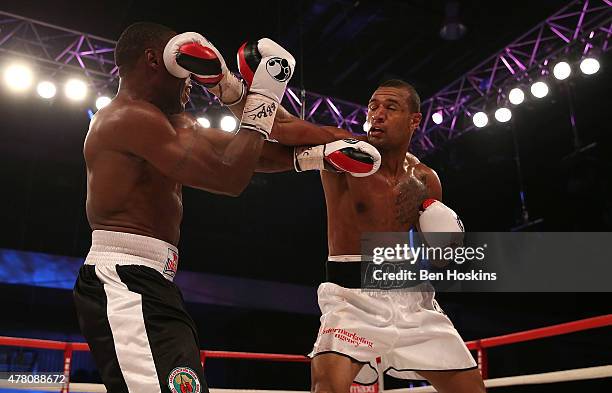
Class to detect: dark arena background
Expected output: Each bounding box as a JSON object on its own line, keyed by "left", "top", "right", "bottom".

{"left": 0, "top": 1, "right": 611, "bottom": 392}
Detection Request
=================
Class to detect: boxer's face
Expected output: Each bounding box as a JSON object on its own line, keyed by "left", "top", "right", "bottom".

{"left": 366, "top": 87, "right": 421, "bottom": 150}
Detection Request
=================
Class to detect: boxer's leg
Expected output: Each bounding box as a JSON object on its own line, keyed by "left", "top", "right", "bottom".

{"left": 419, "top": 368, "right": 486, "bottom": 393}
{"left": 311, "top": 353, "right": 364, "bottom": 393}
{"left": 74, "top": 263, "right": 207, "bottom": 393}
{"left": 74, "top": 264, "right": 131, "bottom": 393}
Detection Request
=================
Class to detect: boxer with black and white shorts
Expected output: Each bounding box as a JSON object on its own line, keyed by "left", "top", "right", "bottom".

{"left": 74, "top": 23, "right": 298, "bottom": 393}
{"left": 74, "top": 231, "right": 204, "bottom": 393}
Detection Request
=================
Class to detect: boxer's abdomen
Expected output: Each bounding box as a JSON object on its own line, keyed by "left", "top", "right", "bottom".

{"left": 85, "top": 150, "right": 183, "bottom": 246}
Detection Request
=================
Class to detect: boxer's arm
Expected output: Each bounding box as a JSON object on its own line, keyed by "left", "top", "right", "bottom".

{"left": 272, "top": 106, "right": 367, "bottom": 145}
{"left": 222, "top": 101, "right": 366, "bottom": 146}
{"left": 417, "top": 163, "right": 443, "bottom": 201}
{"left": 171, "top": 112, "right": 293, "bottom": 173}
{"left": 414, "top": 163, "right": 443, "bottom": 235}
{"left": 118, "top": 106, "right": 264, "bottom": 196}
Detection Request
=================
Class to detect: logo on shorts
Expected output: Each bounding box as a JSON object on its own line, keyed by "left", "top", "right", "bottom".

{"left": 321, "top": 328, "right": 374, "bottom": 348}
{"left": 168, "top": 366, "right": 201, "bottom": 393}
{"left": 266, "top": 57, "right": 292, "bottom": 82}
{"left": 164, "top": 248, "right": 179, "bottom": 278}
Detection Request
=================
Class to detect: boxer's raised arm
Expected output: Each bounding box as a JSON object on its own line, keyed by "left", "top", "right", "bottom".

{"left": 270, "top": 106, "right": 367, "bottom": 146}
{"left": 179, "top": 114, "right": 379, "bottom": 176}
{"left": 223, "top": 103, "right": 364, "bottom": 146}
{"left": 117, "top": 105, "right": 264, "bottom": 196}
{"left": 170, "top": 112, "right": 293, "bottom": 173}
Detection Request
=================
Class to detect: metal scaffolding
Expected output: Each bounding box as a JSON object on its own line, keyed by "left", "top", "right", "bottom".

{"left": 414, "top": 0, "right": 612, "bottom": 156}
{"left": 0, "top": 9, "right": 367, "bottom": 131}
{"left": 1, "top": 0, "right": 610, "bottom": 155}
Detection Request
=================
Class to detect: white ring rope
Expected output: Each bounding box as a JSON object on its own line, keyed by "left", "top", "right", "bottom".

{"left": 389, "top": 364, "right": 612, "bottom": 393}
{"left": 0, "top": 365, "right": 610, "bottom": 392}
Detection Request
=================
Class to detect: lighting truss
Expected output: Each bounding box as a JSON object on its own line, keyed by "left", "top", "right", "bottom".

{"left": 413, "top": 0, "right": 612, "bottom": 156}
{"left": 1, "top": 1, "right": 610, "bottom": 154}
{"left": 0, "top": 10, "right": 367, "bottom": 131}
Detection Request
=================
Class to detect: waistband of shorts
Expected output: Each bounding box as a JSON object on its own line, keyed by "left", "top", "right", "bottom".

{"left": 326, "top": 255, "right": 417, "bottom": 289}
{"left": 328, "top": 254, "right": 362, "bottom": 262}
{"left": 326, "top": 257, "right": 362, "bottom": 288}
{"left": 85, "top": 230, "right": 179, "bottom": 280}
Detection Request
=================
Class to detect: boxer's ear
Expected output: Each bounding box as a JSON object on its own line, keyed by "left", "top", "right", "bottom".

{"left": 144, "top": 48, "right": 160, "bottom": 70}
{"left": 411, "top": 112, "right": 423, "bottom": 131}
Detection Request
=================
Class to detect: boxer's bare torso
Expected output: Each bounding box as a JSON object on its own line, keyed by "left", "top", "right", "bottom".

{"left": 84, "top": 98, "right": 186, "bottom": 246}
{"left": 84, "top": 77, "right": 268, "bottom": 247}
{"left": 322, "top": 154, "right": 439, "bottom": 255}
{"left": 272, "top": 85, "right": 441, "bottom": 256}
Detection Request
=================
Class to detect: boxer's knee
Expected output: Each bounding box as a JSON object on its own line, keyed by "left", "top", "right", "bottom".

{"left": 311, "top": 378, "right": 349, "bottom": 393}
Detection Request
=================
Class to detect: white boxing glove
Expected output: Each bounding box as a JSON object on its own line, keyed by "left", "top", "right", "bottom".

{"left": 163, "top": 32, "right": 244, "bottom": 105}
{"left": 294, "top": 139, "right": 381, "bottom": 177}
{"left": 237, "top": 38, "right": 296, "bottom": 139}
{"left": 418, "top": 199, "right": 465, "bottom": 248}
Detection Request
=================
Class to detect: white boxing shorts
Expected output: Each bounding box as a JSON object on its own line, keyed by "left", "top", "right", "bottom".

{"left": 309, "top": 255, "right": 477, "bottom": 384}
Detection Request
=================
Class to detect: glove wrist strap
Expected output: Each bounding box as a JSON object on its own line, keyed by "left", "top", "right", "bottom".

{"left": 208, "top": 72, "right": 245, "bottom": 106}
{"left": 294, "top": 145, "right": 325, "bottom": 172}
{"left": 240, "top": 93, "right": 278, "bottom": 139}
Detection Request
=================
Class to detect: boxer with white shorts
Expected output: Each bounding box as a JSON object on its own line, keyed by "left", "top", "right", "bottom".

{"left": 204, "top": 36, "right": 484, "bottom": 392}
{"left": 276, "top": 79, "right": 485, "bottom": 393}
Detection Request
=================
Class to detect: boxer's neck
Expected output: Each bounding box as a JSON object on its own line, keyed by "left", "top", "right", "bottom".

{"left": 379, "top": 144, "right": 411, "bottom": 177}
{"left": 117, "top": 75, "right": 164, "bottom": 110}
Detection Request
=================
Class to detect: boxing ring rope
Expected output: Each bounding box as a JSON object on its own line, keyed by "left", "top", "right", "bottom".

{"left": 0, "top": 314, "right": 610, "bottom": 392}
{"left": 463, "top": 314, "right": 612, "bottom": 379}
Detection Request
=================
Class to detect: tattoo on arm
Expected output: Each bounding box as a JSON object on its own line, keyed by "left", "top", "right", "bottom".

{"left": 394, "top": 178, "right": 428, "bottom": 227}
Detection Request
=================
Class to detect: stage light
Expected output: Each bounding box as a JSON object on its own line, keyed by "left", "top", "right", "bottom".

{"left": 553, "top": 61, "right": 571, "bottom": 80}
{"left": 472, "top": 112, "right": 488, "bottom": 128}
{"left": 37, "top": 81, "right": 56, "bottom": 99}
{"left": 363, "top": 120, "right": 371, "bottom": 132}
{"left": 530, "top": 81, "right": 549, "bottom": 98}
{"left": 432, "top": 111, "right": 443, "bottom": 125}
{"left": 95, "top": 96, "right": 111, "bottom": 110}
{"left": 580, "top": 57, "right": 600, "bottom": 75}
{"left": 508, "top": 88, "right": 525, "bottom": 105}
{"left": 65, "top": 79, "right": 88, "bottom": 101}
{"left": 494, "top": 107, "right": 512, "bottom": 123}
{"left": 4, "top": 63, "right": 33, "bottom": 92}
{"left": 220, "top": 115, "right": 237, "bottom": 132}
{"left": 197, "top": 117, "right": 211, "bottom": 128}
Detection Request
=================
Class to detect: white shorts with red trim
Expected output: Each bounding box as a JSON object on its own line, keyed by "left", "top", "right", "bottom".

{"left": 309, "top": 257, "right": 477, "bottom": 384}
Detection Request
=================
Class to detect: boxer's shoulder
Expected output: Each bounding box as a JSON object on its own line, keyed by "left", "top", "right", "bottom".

{"left": 107, "top": 99, "right": 167, "bottom": 128}
{"left": 96, "top": 100, "right": 171, "bottom": 140}
{"left": 413, "top": 162, "right": 442, "bottom": 200}
{"left": 86, "top": 99, "right": 173, "bottom": 161}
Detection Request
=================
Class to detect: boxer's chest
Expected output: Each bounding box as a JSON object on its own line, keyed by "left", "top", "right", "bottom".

{"left": 348, "top": 169, "right": 429, "bottom": 231}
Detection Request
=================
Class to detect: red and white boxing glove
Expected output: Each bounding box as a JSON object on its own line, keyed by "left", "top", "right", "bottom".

{"left": 237, "top": 38, "right": 295, "bottom": 139}
{"left": 163, "top": 32, "right": 244, "bottom": 105}
{"left": 294, "top": 139, "right": 381, "bottom": 177}
{"left": 418, "top": 199, "right": 465, "bottom": 247}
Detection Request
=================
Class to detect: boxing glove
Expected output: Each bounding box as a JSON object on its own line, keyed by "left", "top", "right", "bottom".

{"left": 237, "top": 38, "right": 295, "bottom": 139}
{"left": 294, "top": 139, "right": 381, "bottom": 177}
{"left": 164, "top": 32, "right": 244, "bottom": 105}
{"left": 418, "top": 199, "right": 465, "bottom": 248}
